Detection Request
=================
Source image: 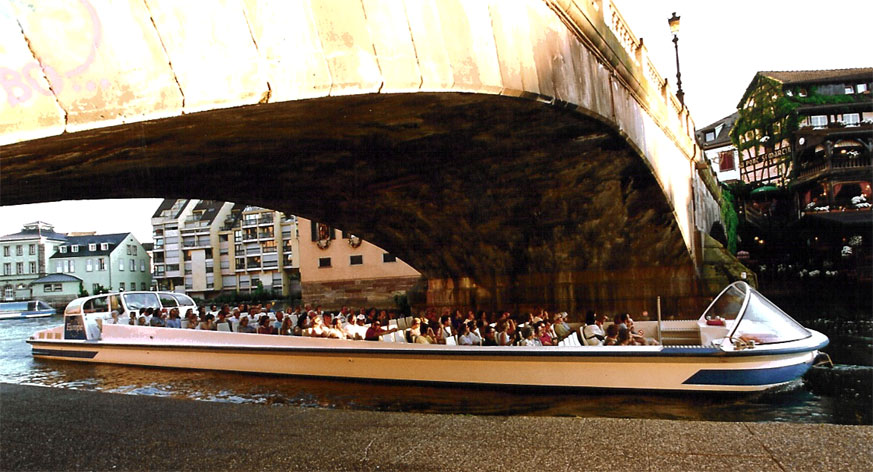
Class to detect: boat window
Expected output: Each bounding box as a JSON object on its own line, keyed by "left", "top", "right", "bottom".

{"left": 122, "top": 292, "right": 160, "bottom": 311}
{"left": 2, "top": 302, "right": 28, "bottom": 311}
{"left": 171, "top": 293, "right": 195, "bottom": 307}
{"left": 159, "top": 294, "right": 179, "bottom": 308}
{"left": 83, "top": 296, "right": 109, "bottom": 314}
{"left": 37, "top": 301, "right": 52, "bottom": 310}
{"left": 701, "top": 283, "right": 747, "bottom": 321}
{"left": 64, "top": 299, "right": 84, "bottom": 315}
{"left": 731, "top": 289, "right": 811, "bottom": 344}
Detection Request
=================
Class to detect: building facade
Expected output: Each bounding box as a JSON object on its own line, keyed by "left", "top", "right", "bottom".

{"left": 696, "top": 112, "right": 741, "bottom": 184}
{"left": 50, "top": 233, "right": 151, "bottom": 295}
{"left": 151, "top": 199, "right": 421, "bottom": 306}
{"left": 0, "top": 221, "right": 68, "bottom": 300}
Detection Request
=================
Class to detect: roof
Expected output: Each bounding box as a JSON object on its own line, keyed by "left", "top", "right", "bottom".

{"left": 152, "top": 199, "right": 189, "bottom": 219}
{"left": 0, "top": 222, "right": 67, "bottom": 242}
{"left": 759, "top": 68, "right": 873, "bottom": 86}
{"left": 191, "top": 200, "right": 225, "bottom": 225}
{"left": 31, "top": 274, "right": 82, "bottom": 284}
{"left": 696, "top": 112, "right": 738, "bottom": 149}
{"left": 50, "top": 233, "right": 130, "bottom": 259}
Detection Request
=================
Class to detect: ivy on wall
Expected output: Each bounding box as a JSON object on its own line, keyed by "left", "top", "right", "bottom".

{"left": 719, "top": 185, "right": 739, "bottom": 254}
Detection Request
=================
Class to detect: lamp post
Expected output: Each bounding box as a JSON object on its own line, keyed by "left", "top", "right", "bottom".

{"left": 668, "top": 12, "right": 684, "bottom": 107}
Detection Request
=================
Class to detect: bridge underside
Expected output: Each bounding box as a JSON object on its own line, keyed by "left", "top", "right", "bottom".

{"left": 1, "top": 92, "right": 702, "bottom": 313}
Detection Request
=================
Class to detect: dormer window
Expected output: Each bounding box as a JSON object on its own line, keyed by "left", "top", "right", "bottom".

{"left": 71, "top": 245, "right": 79, "bottom": 253}
{"left": 858, "top": 83, "right": 868, "bottom": 93}
{"left": 845, "top": 86, "right": 855, "bottom": 95}
{"left": 704, "top": 131, "right": 716, "bottom": 142}
{"left": 89, "top": 243, "right": 97, "bottom": 251}
{"left": 59, "top": 246, "right": 67, "bottom": 253}
{"left": 100, "top": 243, "right": 109, "bottom": 250}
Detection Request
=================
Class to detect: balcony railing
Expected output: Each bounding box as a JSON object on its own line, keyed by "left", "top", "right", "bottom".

{"left": 795, "top": 155, "right": 871, "bottom": 181}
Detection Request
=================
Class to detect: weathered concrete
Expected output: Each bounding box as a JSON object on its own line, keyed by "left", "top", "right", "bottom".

{"left": 2, "top": 383, "right": 871, "bottom": 471}
{"left": 0, "top": 0, "right": 727, "bottom": 311}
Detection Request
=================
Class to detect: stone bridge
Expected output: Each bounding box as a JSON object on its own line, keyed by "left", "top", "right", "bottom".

{"left": 0, "top": 0, "right": 732, "bottom": 313}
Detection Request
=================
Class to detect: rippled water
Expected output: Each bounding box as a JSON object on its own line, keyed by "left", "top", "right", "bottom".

{"left": 2, "top": 316, "right": 870, "bottom": 424}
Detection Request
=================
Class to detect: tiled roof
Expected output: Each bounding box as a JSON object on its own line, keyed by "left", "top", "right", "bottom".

{"left": 0, "top": 225, "right": 67, "bottom": 242}
{"left": 31, "top": 274, "right": 82, "bottom": 284}
{"left": 696, "top": 112, "right": 738, "bottom": 149}
{"left": 50, "top": 233, "right": 130, "bottom": 259}
{"left": 760, "top": 68, "right": 873, "bottom": 85}
{"left": 152, "top": 199, "right": 189, "bottom": 219}
{"left": 191, "top": 200, "right": 225, "bottom": 225}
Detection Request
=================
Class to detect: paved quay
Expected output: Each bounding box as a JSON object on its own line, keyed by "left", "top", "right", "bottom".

{"left": 1, "top": 383, "right": 871, "bottom": 471}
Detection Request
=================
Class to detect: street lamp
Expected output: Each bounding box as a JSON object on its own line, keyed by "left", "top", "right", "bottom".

{"left": 667, "top": 12, "right": 684, "bottom": 107}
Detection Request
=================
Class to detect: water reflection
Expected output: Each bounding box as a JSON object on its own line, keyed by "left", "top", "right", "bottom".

{"left": 3, "top": 316, "right": 870, "bottom": 425}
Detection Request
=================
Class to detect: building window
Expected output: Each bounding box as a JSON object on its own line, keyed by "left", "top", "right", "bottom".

{"left": 55, "top": 261, "right": 63, "bottom": 273}
{"left": 86, "top": 259, "right": 93, "bottom": 272}
{"left": 843, "top": 113, "right": 860, "bottom": 126}
{"left": 59, "top": 246, "right": 67, "bottom": 253}
{"left": 16, "top": 262, "right": 23, "bottom": 274}
{"left": 140, "top": 260, "right": 146, "bottom": 272}
{"left": 98, "top": 258, "right": 106, "bottom": 271}
{"left": 89, "top": 243, "right": 96, "bottom": 251}
{"left": 132, "top": 246, "right": 137, "bottom": 256}
{"left": 101, "top": 243, "right": 109, "bottom": 251}
{"left": 119, "top": 282, "right": 125, "bottom": 291}
{"left": 318, "top": 257, "right": 331, "bottom": 268}
{"left": 704, "top": 131, "right": 715, "bottom": 142}
{"left": 29, "top": 261, "right": 36, "bottom": 274}
{"left": 858, "top": 83, "right": 868, "bottom": 93}
{"left": 809, "top": 115, "right": 827, "bottom": 128}
{"left": 3, "top": 263, "right": 10, "bottom": 275}
{"left": 130, "top": 259, "right": 136, "bottom": 271}
{"left": 66, "top": 260, "right": 75, "bottom": 273}
{"left": 718, "top": 150, "right": 736, "bottom": 172}
{"left": 44, "top": 284, "right": 54, "bottom": 293}
{"left": 350, "top": 255, "right": 363, "bottom": 265}
{"left": 29, "top": 244, "right": 36, "bottom": 255}
{"left": 2, "top": 246, "right": 8, "bottom": 257}
{"left": 119, "top": 260, "right": 125, "bottom": 271}
{"left": 71, "top": 245, "right": 79, "bottom": 253}
{"left": 141, "top": 282, "right": 147, "bottom": 291}
{"left": 845, "top": 85, "right": 855, "bottom": 95}
{"left": 16, "top": 245, "right": 23, "bottom": 256}
{"left": 383, "top": 253, "right": 397, "bottom": 263}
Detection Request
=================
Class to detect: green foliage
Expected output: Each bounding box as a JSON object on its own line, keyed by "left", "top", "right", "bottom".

{"left": 719, "top": 185, "right": 740, "bottom": 254}
{"left": 92, "top": 284, "right": 108, "bottom": 295}
{"left": 78, "top": 282, "right": 89, "bottom": 297}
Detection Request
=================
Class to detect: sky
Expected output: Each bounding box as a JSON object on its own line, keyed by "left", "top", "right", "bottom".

{"left": 1, "top": 0, "right": 870, "bottom": 243}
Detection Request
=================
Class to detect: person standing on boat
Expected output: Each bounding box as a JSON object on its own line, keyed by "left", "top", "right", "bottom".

{"left": 583, "top": 311, "right": 606, "bottom": 346}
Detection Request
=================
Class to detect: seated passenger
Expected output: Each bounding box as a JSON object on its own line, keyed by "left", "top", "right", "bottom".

{"left": 279, "top": 316, "right": 294, "bottom": 336}
{"left": 481, "top": 325, "right": 498, "bottom": 346}
{"left": 214, "top": 311, "right": 232, "bottom": 331}
{"left": 327, "top": 318, "right": 347, "bottom": 339}
{"left": 257, "top": 315, "right": 273, "bottom": 334}
{"left": 165, "top": 308, "right": 182, "bottom": 329}
{"left": 553, "top": 312, "right": 572, "bottom": 341}
{"left": 603, "top": 324, "right": 619, "bottom": 346}
{"left": 364, "top": 320, "right": 396, "bottom": 341}
{"left": 236, "top": 316, "right": 256, "bottom": 333}
{"left": 457, "top": 322, "right": 475, "bottom": 346}
{"left": 149, "top": 310, "right": 166, "bottom": 327}
{"left": 307, "top": 314, "right": 329, "bottom": 337}
{"left": 537, "top": 322, "right": 555, "bottom": 346}
{"left": 583, "top": 311, "right": 606, "bottom": 346}
{"left": 293, "top": 313, "right": 308, "bottom": 336}
{"left": 617, "top": 326, "right": 632, "bottom": 345}
{"left": 198, "top": 314, "right": 215, "bottom": 330}
{"left": 410, "top": 318, "right": 435, "bottom": 344}
{"left": 518, "top": 326, "right": 541, "bottom": 346}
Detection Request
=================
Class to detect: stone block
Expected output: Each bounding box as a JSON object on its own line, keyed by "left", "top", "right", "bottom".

{"left": 488, "top": 0, "right": 538, "bottom": 97}
{"left": 310, "top": 0, "right": 382, "bottom": 96}
{"left": 404, "top": 0, "right": 453, "bottom": 91}
{"left": 434, "top": 0, "right": 503, "bottom": 94}
{"left": 0, "top": 2, "right": 65, "bottom": 145}
{"left": 242, "top": 0, "right": 331, "bottom": 101}
{"left": 145, "top": 0, "right": 267, "bottom": 113}
{"left": 362, "top": 0, "right": 421, "bottom": 93}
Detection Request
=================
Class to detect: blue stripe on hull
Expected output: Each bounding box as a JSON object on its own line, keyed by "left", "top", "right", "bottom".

{"left": 32, "top": 348, "right": 98, "bottom": 359}
{"left": 683, "top": 362, "right": 812, "bottom": 386}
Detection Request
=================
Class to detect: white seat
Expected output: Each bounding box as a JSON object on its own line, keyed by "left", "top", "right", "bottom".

{"left": 405, "top": 316, "right": 414, "bottom": 327}
{"left": 180, "top": 320, "right": 189, "bottom": 329}
{"left": 381, "top": 333, "right": 395, "bottom": 342}
{"left": 444, "top": 336, "right": 457, "bottom": 346}
{"left": 217, "top": 323, "right": 231, "bottom": 332}
{"left": 388, "top": 320, "right": 398, "bottom": 329}
{"left": 394, "top": 330, "right": 408, "bottom": 343}
{"left": 289, "top": 314, "right": 298, "bottom": 327}
{"left": 396, "top": 318, "right": 408, "bottom": 330}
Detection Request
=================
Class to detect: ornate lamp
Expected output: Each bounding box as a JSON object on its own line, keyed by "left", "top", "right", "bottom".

{"left": 668, "top": 12, "right": 685, "bottom": 107}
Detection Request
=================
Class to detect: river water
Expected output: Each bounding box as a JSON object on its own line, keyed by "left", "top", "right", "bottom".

{"left": 2, "top": 315, "right": 870, "bottom": 425}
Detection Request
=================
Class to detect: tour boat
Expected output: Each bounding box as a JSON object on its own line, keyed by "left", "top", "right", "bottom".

{"left": 27, "top": 282, "right": 828, "bottom": 392}
{"left": 0, "top": 300, "right": 55, "bottom": 320}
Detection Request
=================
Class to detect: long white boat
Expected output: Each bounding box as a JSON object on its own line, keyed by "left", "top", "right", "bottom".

{"left": 1, "top": 300, "right": 55, "bottom": 320}
{"left": 28, "top": 282, "right": 827, "bottom": 392}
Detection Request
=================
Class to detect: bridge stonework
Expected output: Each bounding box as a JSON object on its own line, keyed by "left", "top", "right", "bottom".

{"left": 1, "top": 0, "right": 732, "bottom": 314}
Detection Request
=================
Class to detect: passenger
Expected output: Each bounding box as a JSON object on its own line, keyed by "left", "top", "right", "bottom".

{"left": 537, "top": 322, "right": 555, "bottom": 346}
{"left": 214, "top": 311, "right": 232, "bottom": 331}
{"left": 410, "top": 318, "right": 435, "bottom": 344}
{"left": 185, "top": 309, "right": 198, "bottom": 329}
{"left": 583, "top": 311, "right": 606, "bottom": 346}
{"left": 437, "top": 315, "right": 454, "bottom": 344}
{"left": 495, "top": 322, "right": 512, "bottom": 346}
{"left": 307, "top": 314, "right": 329, "bottom": 337}
{"left": 271, "top": 311, "right": 285, "bottom": 333}
{"left": 617, "top": 326, "right": 632, "bottom": 346}
{"left": 481, "top": 325, "right": 498, "bottom": 346}
{"left": 457, "top": 323, "right": 475, "bottom": 346}
{"left": 278, "top": 316, "right": 294, "bottom": 335}
{"left": 165, "top": 308, "right": 181, "bottom": 329}
{"left": 327, "top": 318, "right": 347, "bottom": 339}
{"left": 603, "top": 324, "right": 619, "bottom": 346}
{"left": 108, "top": 310, "right": 122, "bottom": 325}
{"left": 553, "top": 312, "right": 572, "bottom": 341}
{"left": 255, "top": 315, "right": 271, "bottom": 334}
{"left": 292, "top": 313, "right": 307, "bottom": 336}
{"left": 149, "top": 309, "right": 166, "bottom": 327}
{"left": 616, "top": 313, "right": 647, "bottom": 345}
{"left": 198, "top": 314, "right": 215, "bottom": 330}
{"left": 518, "top": 326, "right": 539, "bottom": 346}
{"left": 208, "top": 304, "right": 219, "bottom": 316}
{"left": 128, "top": 312, "right": 137, "bottom": 325}
{"left": 137, "top": 316, "right": 148, "bottom": 326}
{"left": 236, "top": 316, "right": 256, "bottom": 334}
{"left": 364, "top": 320, "right": 397, "bottom": 341}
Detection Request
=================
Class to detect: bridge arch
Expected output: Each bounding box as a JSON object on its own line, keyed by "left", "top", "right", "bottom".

{"left": 1, "top": 0, "right": 713, "bottom": 312}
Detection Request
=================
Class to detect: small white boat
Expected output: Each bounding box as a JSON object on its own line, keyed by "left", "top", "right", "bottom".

{"left": 27, "top": 282, "right": 828, "bottom": 392}
{"left": 0, "top": 300, "right": 55, "bottom": 320}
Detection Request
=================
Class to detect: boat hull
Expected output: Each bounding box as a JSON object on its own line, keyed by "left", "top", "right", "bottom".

{"left": 28, "top": 325, "right": 828, "bottom": 392}
{"left": 0, "top": 311, "right": 53, "bottom": 320}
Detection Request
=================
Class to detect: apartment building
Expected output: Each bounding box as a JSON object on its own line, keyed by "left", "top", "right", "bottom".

{"left": 0, "top": 221, "right": 68, "bottom": 300}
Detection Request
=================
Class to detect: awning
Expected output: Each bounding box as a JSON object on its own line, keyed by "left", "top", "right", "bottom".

{"left": 750, "top": 185, "right": 781, "bottom": 196}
